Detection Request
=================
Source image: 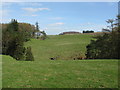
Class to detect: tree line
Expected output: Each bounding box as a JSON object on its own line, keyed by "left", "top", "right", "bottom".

{"left": 83, "top": 30, "right": 94, "bottom": 33}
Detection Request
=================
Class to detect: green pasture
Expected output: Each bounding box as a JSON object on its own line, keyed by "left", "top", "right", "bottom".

{"left": 2, "top": 34, "right": 118, "bottom": 88}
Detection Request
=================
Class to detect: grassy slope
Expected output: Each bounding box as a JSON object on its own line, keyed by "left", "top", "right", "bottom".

{"left": 2, "top": 34, "right": 118, "bottom": 88}
{"left": 0, "top": 55, "right": 2, "bottom": 89}
{"left": 25, "top": 35, "right": 93, "bottom": 60}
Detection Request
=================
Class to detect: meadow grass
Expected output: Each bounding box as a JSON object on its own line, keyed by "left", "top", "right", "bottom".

{"left": 2, "top": 34, "right": 118, "bottom": 88}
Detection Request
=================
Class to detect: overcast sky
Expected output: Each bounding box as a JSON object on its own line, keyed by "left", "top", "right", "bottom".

{"left": 1, "top": 2, "right": 118, "bottom": 35}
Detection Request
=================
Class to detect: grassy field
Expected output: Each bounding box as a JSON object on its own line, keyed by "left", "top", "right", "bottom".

{"left": 25, "top": 34, "right": 93, "bottom": 60}
{"left": 2, "top": 34, "right": 118, "bottom": 88}
{"left": 0, "top": 55, "right": 2, "bottom": 89}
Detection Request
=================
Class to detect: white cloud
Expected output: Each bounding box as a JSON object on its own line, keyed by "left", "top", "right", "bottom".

{"left": 48, "top": 22, "right": 64, "bottom": 26}
{"left": 22, "top": 7, "right": 50, "bottom": 17}
{"left": 23, "top": 14, "right": 38, "bottom": 17}
{"left": 53, "top": 22, "right": 64, "bottom": 25}
{"left": 17, "top": 2, "right": 42, "bottom": 7}
{"left": 2, "top": 2, "right": 42, "bottom": 8}
{"left": 22, "top": 8, "right": 50, "bottom": 13}
{"left": 65, "top": 29, "right": 82, "bottom": 32}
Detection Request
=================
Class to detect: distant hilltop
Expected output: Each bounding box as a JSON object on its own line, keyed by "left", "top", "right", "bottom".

{"left": 59, "top": 31, "right": 108, "bottom": 36}
{"left": 59, "top": 31, "right": 81, "bottom": 35}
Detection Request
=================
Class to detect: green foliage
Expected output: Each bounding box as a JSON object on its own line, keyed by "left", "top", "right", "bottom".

{"left": 2, "top": 19, "right": 35, "bottom": 61}
{"left": 12, "top": 36, "right": 26, "bottom": 60}
{"left": 18, "top": 23, "right": 36, "bottom": 41}
{"left": 2, "top": 19, "right": 20, "bottom": 56}
{"left": 34, "top": 22, "right": 41, "bottom": 39}
{"left": 25, "top": 47, "right": 34, "bottom": 61}
{"left": 86, "top": 31, "right": 120, "bottom": 59}
{"left": 8, "top": 19, "right": 19, "bottom": 32}
{"left": 83, "top": 30, "right": 94, "bottom": 33}
{"left": 70, "top": 51, "right": 85, "bottom": 60}
{"left": 86, "top": 34, "right": 111, "bottom": 59}
{"left": 35, "top": 22, "right": 39, "bottom": 31}
{"left": 86, "top": 17, "right": 120, "bottom": 59}
{"left": 34, "top": 22, "right": 47, "bottom": 40}
{"left": 40, "top": 31, "right": 47, "bottom": 40}
{"left": 1, "top": 21, "right": 36, "bottom": 42}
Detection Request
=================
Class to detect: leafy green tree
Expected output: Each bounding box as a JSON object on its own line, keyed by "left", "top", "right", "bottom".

{"left": 18, "top": 23, "right": 36, "bottom": 41}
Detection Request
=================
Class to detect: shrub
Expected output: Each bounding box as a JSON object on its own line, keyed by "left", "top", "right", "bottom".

{"left": 86, "top": 16, "right": 120, "bottom": 59}
{"left": 70, "top": 51, "right": 86, "bottom": 60}
{"left": 86, "top": 28, "right": 120, "bottom": 59}
{"left": 25, "top": 47, "right": 34, "bottom": 61}
{"left": 40, "top": 31, "right": 47, "bottom": 40}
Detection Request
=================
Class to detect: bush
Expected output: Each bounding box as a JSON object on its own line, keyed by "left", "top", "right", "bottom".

{"left": 25, "top": 47, "right": 34, "bottom": 61}
{"left": 86, "top": 28, "right": 120, "bottom": 59}
{"left": 86, "top": 16, "right": 120, "bottom": 59}
{"left": 40, "top": 31, "right": 47, "bottom": 40}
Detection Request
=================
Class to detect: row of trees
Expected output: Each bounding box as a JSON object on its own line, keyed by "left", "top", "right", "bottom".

{"left": 86, "top": 16, "right": 120, "bottom": 59}
{"left": 83, "top": 30, "right": 94, "bottom": 33}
